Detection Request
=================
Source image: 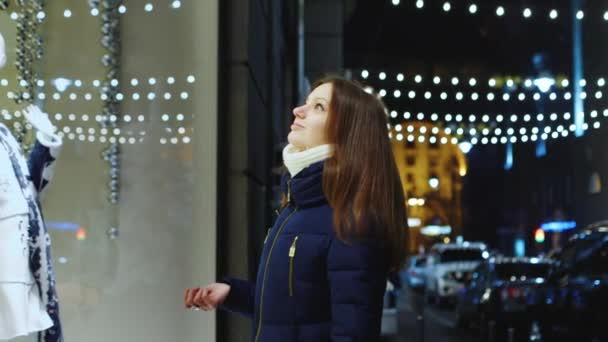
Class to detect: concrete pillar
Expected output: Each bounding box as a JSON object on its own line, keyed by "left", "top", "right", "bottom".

{"left": 186, "top": 1, "right": 219, "bottom": 341}
{"left": 216, "top": 1, "right": 298, "bottom": 341}
{"left": 304, "top": 0, "right": 344, "bottom": 86}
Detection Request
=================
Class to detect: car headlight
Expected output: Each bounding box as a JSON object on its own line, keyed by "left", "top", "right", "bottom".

{"left": 442, "top": 271, "right": 469, "bottom": 282}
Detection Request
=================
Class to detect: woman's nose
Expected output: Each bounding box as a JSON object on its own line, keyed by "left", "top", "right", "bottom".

{"left": 293, "top": 104, "right": 307, "bottom": 118}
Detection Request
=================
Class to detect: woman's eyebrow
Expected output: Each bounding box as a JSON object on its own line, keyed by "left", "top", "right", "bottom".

{"left": 306, "top": 96, "right": 329, "bottom": 103}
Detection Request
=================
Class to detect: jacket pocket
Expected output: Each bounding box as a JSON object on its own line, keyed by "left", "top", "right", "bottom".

{"left": 288, "top": 235, "right": 299, "bottom": 297}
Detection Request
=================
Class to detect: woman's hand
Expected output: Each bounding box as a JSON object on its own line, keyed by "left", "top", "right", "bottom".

{"left": 184, "top": 283, "right": 231, "bottom": 311}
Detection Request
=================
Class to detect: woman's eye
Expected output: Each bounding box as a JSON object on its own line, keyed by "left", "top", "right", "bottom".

{"left": 315, "top": 103, "right": 324, "bottom": 111}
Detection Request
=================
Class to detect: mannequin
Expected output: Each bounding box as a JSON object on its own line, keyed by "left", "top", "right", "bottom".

{"left": 0, "top": 32, "right": 64, "bottom": 342}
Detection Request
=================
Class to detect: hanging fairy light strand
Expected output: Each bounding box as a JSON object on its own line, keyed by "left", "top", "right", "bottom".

{"left": 358, "top": 70, "right": 605, "bottom": 91}
{"left": 5, "top": 90, "right": 192, "bottom": 102}
{"left": 3, "top": 75, "right": 196, "bottom": 105}
{"left": 5, "top": 1, "right": 183, "bottom": 20}
{"left": 389, "top": 1, "right": 608, "bottom": 23}
{"left": 89, "top": 0, "right": 122, "bottom": 205}
{"left": 376, "top": 88, "right": 596, "bottom": 103}
{"left": 0, "top": 75, "right": 197, "bottom": 87}
{"left": 387, "top": 107, "right": 607, "bottom": 146}
{"left": 387, "top": 109, "right": 607, "bottom": 125}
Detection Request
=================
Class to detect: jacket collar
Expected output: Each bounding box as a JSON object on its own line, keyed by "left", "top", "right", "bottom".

{"left": 281, "top": 160, "right": 326, "bottom": 207}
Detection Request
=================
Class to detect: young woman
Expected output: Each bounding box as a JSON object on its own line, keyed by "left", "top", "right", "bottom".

{"left": 185, "top": 76, "right": 408, "bottom": 341}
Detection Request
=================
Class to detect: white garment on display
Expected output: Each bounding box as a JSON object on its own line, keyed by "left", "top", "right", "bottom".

{"left": 0, "top": 143, "right": 28, "bottom": 219}
{"left": 0, "top": 128, "right": 52, "bottom": 340}
{"left": 0, "top": 31, "right": 64, "bottom": 342}
{"left": 0, "top": 33, "right": 6, "bottom": 69}
{"left": 0, "top": 216, "right": 53, "bottom": 341}
{"left": 4, "top": 336, "right": 37, "bottom": 342}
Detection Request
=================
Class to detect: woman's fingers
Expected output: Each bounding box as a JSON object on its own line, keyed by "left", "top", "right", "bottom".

{"left": 185, "top": 287, "right": 200, "bottom": 308}
{"left": 184, "top": 288, "right": 191, "bottom": 308}
{"left": 201, "top": 288, "right": 215, "bottom": 310}
{"left": 203, "top": 288, "right": 216, "bottom": 311}
{"left": 194, "top": 287, "right": 210, "bottom": 310}
{"left": 186, "top": 284, "right": 226, "bottom": 312}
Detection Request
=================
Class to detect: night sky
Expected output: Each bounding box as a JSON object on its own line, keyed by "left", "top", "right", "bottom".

{"left": 342, "top": 0, "right": 608, "bottom": 252}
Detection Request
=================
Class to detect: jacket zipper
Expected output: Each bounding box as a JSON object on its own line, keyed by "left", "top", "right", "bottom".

{"left": 263, "top": 227, "right": 271, "bottom": 244}
{"left": 254, "top": 181, "right": 295, "bottom": 342}
{"left": 287, "top": 179, "right": 292, "bottom": 204}
{"left": 289, "top": 236, "right": 299, "bottom": 297}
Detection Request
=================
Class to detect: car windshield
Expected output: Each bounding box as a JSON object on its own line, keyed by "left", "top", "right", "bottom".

{"left": 414, "top": 257, "right": 426, "bottom": 267}
{"left": 577, "top": 244, "right": 608, "bottom": 275}
{"left": 439, "top": 249, "right": 483, "bottom": 262}
{"left": 495, "top": 263, "right": 550, "bottom": 280}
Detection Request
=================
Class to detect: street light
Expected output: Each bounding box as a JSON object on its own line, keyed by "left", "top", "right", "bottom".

{"left": 458, "top": 141, "right": 472, "bottom": 154}
{"left": 407, "top": 197, "right": 425, "bottom": 207}
{"left": 532, "top": 54, "right": 554, "bottom": 157}
{"left": 533, "top": 77, "right": 555, "bottom": 93}
{"left": 53, "top": 77, "right": 72, "bottom": 92}
{"left": 429, "top": 177, "right": 439, "bottom": 189}
{"left": 534, "top": 228, "right": 545, "bottom": 243}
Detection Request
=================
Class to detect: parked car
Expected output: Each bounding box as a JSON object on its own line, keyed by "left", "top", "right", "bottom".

{"left": 455, "top": 256, "right": 552, "bottom": 333}
{"left": 540, "top": 221, "right": 608, "bottom": 342}
{"left": 425, "top": 242, "right": 488, "bottom": 305}
{"left": 404, "top": 255, "right": 427, "bottom": 293}
{"left": 381, "top": 281, "right": 398, "bottom": 337}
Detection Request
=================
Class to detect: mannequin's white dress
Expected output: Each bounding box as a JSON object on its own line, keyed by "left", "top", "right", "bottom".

{"left": 0, "top": 142, "right": 52, "bottom": 340}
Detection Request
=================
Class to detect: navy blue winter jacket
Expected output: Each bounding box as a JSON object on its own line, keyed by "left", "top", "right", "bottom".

{"left": 221, "top": 160, "right": 390, "bottom": 342}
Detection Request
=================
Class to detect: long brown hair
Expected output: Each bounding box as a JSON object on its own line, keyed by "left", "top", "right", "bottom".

{"left": 315, "top": 76, "right": 408, "bottom": 272}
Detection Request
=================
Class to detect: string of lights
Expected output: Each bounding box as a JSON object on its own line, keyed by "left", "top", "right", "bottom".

{"left": 376, "top": 88, "right": 598, "bottom": 102}
{"left": 388, "top": 109, "right": 608, "bottom": 124}
{"left": 389, "top": 0, "right": 608, "bottom": 23}
{"left": 6, "top": 1, "right": 183, "bottom": 21}
{"left": 2, "top": 76, "right": 196, "bottom": 102}
{"left": 358, "top": 70, "right": 604, "bottom": 90}
{"left": 0, "top": 75, "right": 197, "bottom": 87}
{"left": 387, "top": 108, "right": 607, "bottom": 145}
{"left": 2, "top": 119, "right": 193, "bottom": 145}
{"left": 5, "top": 90, "right": 193, "bottom": 102}
{"left": 55, "top": 134, "right": 192, "bottom": 145}
{"left": 2, "top": 110, "right": 191, "bottom": 124}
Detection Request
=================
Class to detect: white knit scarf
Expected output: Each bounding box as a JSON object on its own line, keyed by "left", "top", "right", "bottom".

{"left": 282, "top": 144, "right": 333, "bottom": 177}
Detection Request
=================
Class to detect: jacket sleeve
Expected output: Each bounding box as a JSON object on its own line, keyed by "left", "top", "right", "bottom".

{"left": 27, "top": 131, "right": 62, "bottom": 196}
{"left": 219, "top": 277, "right": 256, "bottom": 319}
{"left": 327, "top": 236, "right": 388, "bottom": 341}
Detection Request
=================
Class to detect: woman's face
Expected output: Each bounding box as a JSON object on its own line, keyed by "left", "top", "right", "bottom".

{"left": 288, "top": 82, "right": 332, "bottom": 150}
